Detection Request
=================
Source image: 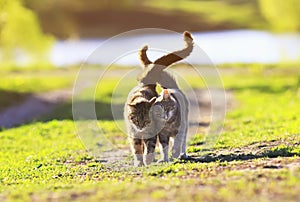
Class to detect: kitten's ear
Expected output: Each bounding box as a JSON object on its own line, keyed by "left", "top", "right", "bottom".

{"left": 139, "top": 45, "right": 153, "bottom": 68}
{"left": 128, "top": 97, "right": 148, "bottom": 106}
{"left": 163, "top": 89, "right": 171, "bottom": 99}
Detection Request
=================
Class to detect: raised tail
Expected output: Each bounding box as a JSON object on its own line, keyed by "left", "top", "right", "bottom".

{"left": 153, "top": 31, "right": 194, "bottom": 68}
{"left": 139, "top": 31, "right": 194, "bottom": 69}
{"left": 138, "top": 31, "right": 194, "bottom": 88}
{"left": 139, "top": 45, "right": 152, "bottom": 67}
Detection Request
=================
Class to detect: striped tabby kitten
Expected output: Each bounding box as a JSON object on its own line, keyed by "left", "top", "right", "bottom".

{"left": 142, "top": 32, "right": 193, "bottom": 162}
{"left": 151, "top": 89, "right": 183, "bottom": 162}
{"left": 125, "top": 31, "right": 193, "bottom": 166}
{"left": 151, "top": 85, "right": 189, "bottom": 162}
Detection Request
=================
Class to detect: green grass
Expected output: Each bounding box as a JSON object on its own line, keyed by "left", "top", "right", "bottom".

{"left": 0, "top": 68, "right": 77, "bottom": 112}
{"left": 219, "top": 74, "right": 300, "bottom": 147}
{"left": 0, "top": 66, "right": 300, "bottom": 201}
{"left": 186, "top": 67, "right": 300, "bottom": 153}
{"left": 0, "top": 68, "right": 77, "bottom": 93}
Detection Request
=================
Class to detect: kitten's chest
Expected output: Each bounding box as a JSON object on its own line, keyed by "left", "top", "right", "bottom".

{"left": 161, "top": 111, "right": 180, "bottom": 134}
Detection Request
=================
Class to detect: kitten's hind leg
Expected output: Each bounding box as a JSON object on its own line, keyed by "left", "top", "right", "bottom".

{"left": 176, "top": 92, "right": 189, "bottom": 160}
{"left": 144, "top": 136, "right": 157, "bottom": 166}
{"left": 180, "top": 106, "right": 189, "bottom": 159}
{"left": 179, "top": 128, "right": 189, "bottom": 159}
{"left": 173, "top": 127, "right": 189, "bottom": 160}
{"left": 130, "top": 138, "right": 144, "bottom": 167}
{"left": 172, "top": 133, "right": 183, "bottom": 159}
{"left": 158, "top": 132, "right": 170, "bottom": 163}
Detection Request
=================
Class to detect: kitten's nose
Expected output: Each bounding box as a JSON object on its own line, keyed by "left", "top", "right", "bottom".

{"left": 164, "top": 114, "right": 168, "bottom": 120}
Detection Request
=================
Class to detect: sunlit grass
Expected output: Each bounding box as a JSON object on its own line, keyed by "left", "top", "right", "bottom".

{"left": 188, "top": 69, "right": 300, "bottom": 152}
{"left": 0, "top": 66, "right": 300, "bottom": 201}
{"left": 0, "top": 68, "right": 77, "bottom": 93}
{"left": 0, "top": 68, "right": 77, "bottom": 111}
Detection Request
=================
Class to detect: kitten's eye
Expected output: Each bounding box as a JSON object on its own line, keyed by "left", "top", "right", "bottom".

{"left": 153, "top": 105, "right": 160, "bottom": 111}
{"left": 152, "top": 105, "right": 163, "bottom": 115}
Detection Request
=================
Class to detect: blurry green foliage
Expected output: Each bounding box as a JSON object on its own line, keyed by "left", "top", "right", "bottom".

{"left": 142, "top": 0, "right": 300, "bottom": 32}
{"left": 258, "top": 0, "right": 300, "bottom": 32}
{"left": 24, "top": 0, "right": 136, "bottom": 11}
{"left": 143, "top": 0, "right": 265, "bottom": 29}
{"left": 0, "top": 0, "right": 53, "bottom": 66}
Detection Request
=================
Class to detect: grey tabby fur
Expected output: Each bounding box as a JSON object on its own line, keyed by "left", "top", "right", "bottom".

{"left": 124, "top": 31, "right": 194, "bottom": 166}
{"left": 152, "top": 87, "right": 189, "bottom": 163}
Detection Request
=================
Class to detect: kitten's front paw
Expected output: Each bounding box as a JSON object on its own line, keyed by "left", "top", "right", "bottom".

{"left": 134, "top": 160, "right": 144, "bottom": 167}
{"left": 179, "top": 153, "right": 189, "bottom": 160}
{"left": 171, "top": 151, "right": 181, "bottom": 159}
{"left": 157, "top": 159, "right": 169, "bottom": 164}
{"left": 144, "top": 153, "right": 155, "bottom": 166}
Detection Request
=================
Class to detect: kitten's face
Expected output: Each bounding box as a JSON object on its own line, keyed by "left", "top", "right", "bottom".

{"left": 128, "top": 97, "right": 156, "bottom": 130}
{"left": 152, "top": 90, "right": 177, "bottom": 121}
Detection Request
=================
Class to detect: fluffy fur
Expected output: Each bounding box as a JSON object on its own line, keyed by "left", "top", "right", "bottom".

{"left": 151, "top": 89, "right": 188, "bottom": 162}
{"left": 124, "top": 31, "right": 194, "bottom": 166}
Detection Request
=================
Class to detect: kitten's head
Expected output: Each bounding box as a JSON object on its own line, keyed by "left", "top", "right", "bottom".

{"left": 151, "top": 89, "right": 177, "bottom": 121}
{"left": 128, "top": 97, "right": 156, "bottom": 129}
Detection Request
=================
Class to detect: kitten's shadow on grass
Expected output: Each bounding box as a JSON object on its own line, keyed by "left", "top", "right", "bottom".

{"left": 41, "top": 100, "right": 124, "bottom": 121}
{"left": 0, "top": 97, "right": 124, "bottom": 129}
{"left": 180, "top": 139, "right": 299, "bottom": 164}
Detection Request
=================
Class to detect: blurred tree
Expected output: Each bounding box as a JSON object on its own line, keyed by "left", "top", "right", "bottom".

{"left": 258, "top": 0, "right": 300, "bottom": 32}
{"left": 23, "top": 0, "right": 137, "bottom": 39}
{"left": 0, "top": 0, "right": 53, "bottom": 66}
{"left": 24, "top": 0, "right": 136, "bottom": 11}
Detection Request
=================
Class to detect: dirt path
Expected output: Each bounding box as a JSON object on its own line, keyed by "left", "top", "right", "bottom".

{"left": 97, "top": 88, "right": 234, "bottom": 166}
{"left": 0, "top": 89, "right": 72, "bottom": 128}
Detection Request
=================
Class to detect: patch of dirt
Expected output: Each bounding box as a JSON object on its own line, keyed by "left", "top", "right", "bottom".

{"left": 97, "top": 89, "right": 300, "bottom": 169}
{"left": 0, "top": 89, "right": 72, "bottom": 128}
{"left": 187, "top": 88, "right": 235, "bottom": 137}
{"left": 97, "top": 88, "right": 234, "bottom": 166}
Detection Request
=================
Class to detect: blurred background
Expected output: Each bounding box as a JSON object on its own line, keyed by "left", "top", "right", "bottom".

{"left": 2, "top": 1, "right": 300, "bottom": 200}
{"left": 1, "top": 0, "right": 300, "bottom": 67}
{"left": 1, "top": 0, "right": 300, "bottom": 128}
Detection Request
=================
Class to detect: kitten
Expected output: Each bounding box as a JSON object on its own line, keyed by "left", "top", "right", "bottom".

{"left": 124, "top": 46, "right": 159, "bottom": 167}
{"left": 151, "top": 89, "right": 179, "bottom": 162}
{"left": 141, "top": 32, "right": 193, "bottom": 162}
{"left": 124, "top": 85, "right": 158, "bottom": 166}
{"left": 152, "top": 86, "right": 189, "bottom": 162}
{"left": 124, "top": 31, "right": 193, "bottom": 166}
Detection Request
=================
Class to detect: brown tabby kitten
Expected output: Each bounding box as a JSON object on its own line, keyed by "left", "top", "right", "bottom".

{"left": 124, "top": 31, "right": 193, "bottom": 166}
